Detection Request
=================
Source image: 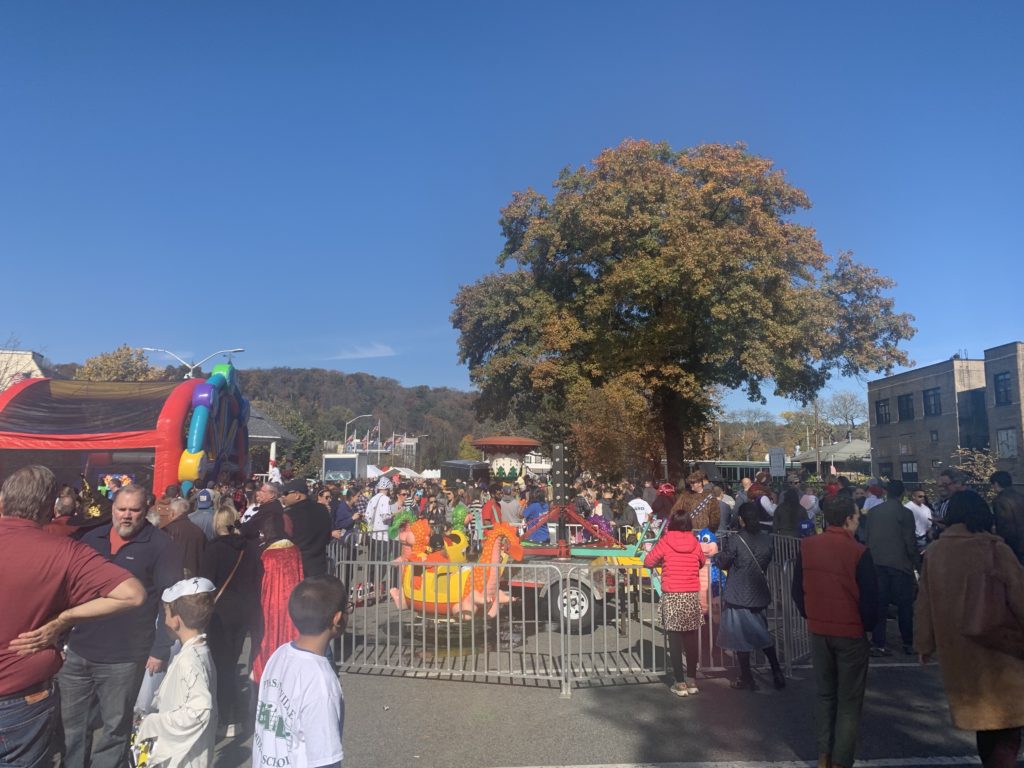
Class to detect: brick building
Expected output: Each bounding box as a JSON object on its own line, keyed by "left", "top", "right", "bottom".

{"left": 868, "top": 342, "right": 1024, "bottom": 483}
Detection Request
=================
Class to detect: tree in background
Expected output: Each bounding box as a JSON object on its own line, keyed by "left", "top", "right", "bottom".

{"left": 74, "top": 344, "right": 163, "bottom": 382}
{"left": 453, "top": 140, "right": 914, "bottom": 478}
{"left": 823, "top": 391, "right": 868, "bottom": 441}
{"left": 720, "top": 408, "right": 779, "bottom": 461}
{"left": 457, "top": 434, "right": 480, "bottom": 460}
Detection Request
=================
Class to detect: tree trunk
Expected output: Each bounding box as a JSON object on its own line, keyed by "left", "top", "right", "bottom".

{"left": 659, "top": 389, "right": 687, "bottom": 481}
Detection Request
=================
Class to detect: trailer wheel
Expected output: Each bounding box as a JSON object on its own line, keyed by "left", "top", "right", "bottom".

{"left": 554, "top": 582, "right": 595, "bottom": 634}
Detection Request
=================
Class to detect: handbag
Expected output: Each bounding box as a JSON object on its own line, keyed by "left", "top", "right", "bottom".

{"left": 961, "top": 539, "right": 1024, "bottom": 659}
{"left": 214, "top": 550, "right": 246, "bottom": 605}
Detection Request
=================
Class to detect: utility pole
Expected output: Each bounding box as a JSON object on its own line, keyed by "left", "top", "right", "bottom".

{"left": 814, "top": 399, "right": 822, "bottom": 478}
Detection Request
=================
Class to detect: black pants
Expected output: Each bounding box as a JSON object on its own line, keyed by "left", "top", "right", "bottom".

{"left": 208, "top": 609, "right": 251, "bottom": 726}
{"left": 976, "top": 727, "right": 1021, "bottom": 768}
{"left": 872, "top": 565, "right": 914, "bottom": 647}
{"left": 667, "top": 630, "right": 699, "bottom": 683}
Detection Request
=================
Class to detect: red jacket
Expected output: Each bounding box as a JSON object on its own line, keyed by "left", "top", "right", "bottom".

{"left": 794, "top": 526, "right": 878, "bottom": 638}
{"left": 644, "top": 530, "right": 705, "bottom": 592}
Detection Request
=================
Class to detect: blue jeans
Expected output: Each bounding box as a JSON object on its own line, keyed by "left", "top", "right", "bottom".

{"left": 58, "top": 649, "right": 146, "bottom": 768}
{"left": 0, "top": 683, "right": 57, "bottom": 768}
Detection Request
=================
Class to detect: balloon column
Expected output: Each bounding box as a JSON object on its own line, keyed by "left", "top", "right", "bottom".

{"left": 176, "top": 362, "right": 250, "bottom": 496}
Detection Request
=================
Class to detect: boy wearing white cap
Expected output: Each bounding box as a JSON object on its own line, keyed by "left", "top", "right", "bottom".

{"left": 135, "top": 578, "right": 218, "bottom": 768}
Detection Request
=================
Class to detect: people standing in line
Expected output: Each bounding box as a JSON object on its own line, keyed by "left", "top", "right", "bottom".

{"left": 280, "top": 479, "right": 333, "bottom": 579}
{"left": 863, "top": 480, "right": 920, "bottom": 656}
{"left": 671, "top": 471, "right": 719, "bottom": 532}
{"left": 0, "top": 466, "right": 146, "bottom": 768}
{"left": 522, "top": 489, "right": 550, "bottom": 543}
{"left": 135, "top": 578, "right": 218, "bottom": 768}
{"left": 933, "top": 468, "right": 965, "bottom": 525}
{"left": 60, "top": 484, "right": 184, "bottom": 768}
{"left": 200, "top": 505, "right": 261, "bottom": 739}
{"left": 990, "top": 471, "right": 1024, "bottom": 565}
{"left": 792, "top": 494, "right": 879, "bottom": 768}
{"left": 239, "top": 481, "right": 287, "bottom": 538}
{"left": 252, "top": 576, "right": 349, "bottom": 768}
{"left": 652, "top": 482, "right": 676, "bottom": 521}
{"left": 189, "top": 488, "right": 217, "bottom": 541}
{"left": 161, "top": 498, "right": 207, "bottom": 578}
{"left": 499, "top": 485, "right": 523, "bottom": 529}
{"left": 772, "top": 487, "right": 804, "bottom": 537}
{"left": 644, "top": 507, "right": 706, "bottom": 698}
{"left": 365, "top": 477, "right": 395, "bottom": 562}
{"left": 904, "top": 489, "right": 934, "bottom": 552}
{"left": 916, "top": 490, "right": 1024, "bottom": 768}
{"left": 717, "top": 502, "right": 786, "bottom": 691}
{"left": 251, "top": 514, "right": 304, "bottom": 685}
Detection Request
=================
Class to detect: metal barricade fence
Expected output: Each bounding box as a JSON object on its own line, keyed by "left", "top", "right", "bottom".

{"left": 327, "top": 532, "right": 810, "bottom": 696}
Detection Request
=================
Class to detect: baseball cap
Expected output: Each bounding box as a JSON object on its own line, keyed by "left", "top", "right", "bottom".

{"left": 196, "top": 489, "right": 213, "bottom": 509}
{"left": 281, "top": 478, "right": 309, "bottom": 495}
{"left": 162, "top": 577, "right": 216, "bottom": 603}
{"left": 376, "top": 476, "right": 393, "bottom": 492}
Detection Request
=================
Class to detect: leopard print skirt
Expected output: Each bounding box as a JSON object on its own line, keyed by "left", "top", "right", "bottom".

{"left": 660, "top": 591, "right": 705, "bottom": 632}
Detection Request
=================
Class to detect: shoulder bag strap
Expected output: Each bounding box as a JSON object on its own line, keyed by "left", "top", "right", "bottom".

{"left": 736, "top": 533, "right": 769, "bottom": 584}
{"left": 214, "top": 549, "right": 246, "bottom": 605}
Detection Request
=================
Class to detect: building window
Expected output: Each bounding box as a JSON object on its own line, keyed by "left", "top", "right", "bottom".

{"left": 897, "top": 394, "right": 915, "bottom": 421}
{"left": 899, "top": 435, "right": 914, "bottom": 456}
{"left": 878, "top": 461, "right": 894, "bottom": 479}
{"left": 995, "top": 372, "right": 1012, "bottom": 406}
{"left": 997, "top": 428, "right": 1019, "bottom": 459}
{"left": 875, "top": 399, "right": 891, "bottom": 425}
{"left": 923, "top": 388, "right": 942, "bottom": 416}
{"left": 901, "top": 461, "right": 919, "bottom": 482}
{"left": 930, "top": 430, "right": 939, "bottom": 443}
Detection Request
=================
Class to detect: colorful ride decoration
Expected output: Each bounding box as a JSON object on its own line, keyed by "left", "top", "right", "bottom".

{"left": 389, "top": 521, "right": 523, "bottom": 618}
{"left": 176, "top": 363, "right": 250, "bottom": 496}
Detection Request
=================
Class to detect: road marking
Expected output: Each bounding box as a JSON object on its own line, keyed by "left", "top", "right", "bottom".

{"left": 494, "top": 758, "right": 981, "bottom": 768}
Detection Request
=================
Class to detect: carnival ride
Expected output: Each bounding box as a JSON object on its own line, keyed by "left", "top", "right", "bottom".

{"left": 0, "top": 363, "right": 249, "bottom": 497}
{"left": 389, "top": 519, "right": 524, "bottom": 617}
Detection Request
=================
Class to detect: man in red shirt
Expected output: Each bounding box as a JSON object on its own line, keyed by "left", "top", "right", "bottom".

{"left": 0, "top": 465, "right": 145, "bottom": 768}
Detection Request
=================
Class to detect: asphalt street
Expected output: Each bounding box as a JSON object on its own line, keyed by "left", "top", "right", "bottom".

{"left": 216, "top": 656, "right": 1001, "bottom": 768}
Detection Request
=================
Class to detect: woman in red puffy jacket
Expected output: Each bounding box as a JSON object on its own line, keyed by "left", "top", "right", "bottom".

{"left": 644, "top": 507, "right": 706, "bottom": 697}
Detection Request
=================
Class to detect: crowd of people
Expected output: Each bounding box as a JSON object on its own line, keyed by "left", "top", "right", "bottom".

{"left": 3, "top": 459, "right": 1024, "bottom": 767}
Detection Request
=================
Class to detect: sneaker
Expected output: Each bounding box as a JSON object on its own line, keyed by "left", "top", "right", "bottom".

{"left": 670, "top": 682, "right": 690, "bottom": 697}
{"left": 870, "top": 646, "right": 892, "bottom": 657}
{"left": 686, "top": 681, "right": 699, "bottom": 695}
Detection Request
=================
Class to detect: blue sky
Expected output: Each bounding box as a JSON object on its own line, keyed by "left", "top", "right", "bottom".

{"left": 2, "top": 2, "right": 1021, "bottom": 415}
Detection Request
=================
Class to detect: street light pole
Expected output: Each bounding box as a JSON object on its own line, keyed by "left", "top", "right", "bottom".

{"left": 142, "top": 347, "right": 245, "bottom": 379}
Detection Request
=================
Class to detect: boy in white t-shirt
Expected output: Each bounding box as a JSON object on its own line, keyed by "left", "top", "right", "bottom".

{"left": 253, "top": 575, "right": 349, "bottom": 768}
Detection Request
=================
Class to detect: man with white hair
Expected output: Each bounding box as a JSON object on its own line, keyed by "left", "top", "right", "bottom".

{"left": 162, "top": 497, "right": 207, "bottom": 578}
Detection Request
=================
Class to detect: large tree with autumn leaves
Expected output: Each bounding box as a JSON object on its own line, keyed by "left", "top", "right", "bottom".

{"left": 451, "top": 140, "right": 914, "bottom": 479}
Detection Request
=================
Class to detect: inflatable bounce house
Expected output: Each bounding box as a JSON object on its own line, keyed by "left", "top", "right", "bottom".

{"left": 0, "top": 363, "right": 249, "bottom": 497}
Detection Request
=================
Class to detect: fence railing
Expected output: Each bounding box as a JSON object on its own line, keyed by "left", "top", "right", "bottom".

{"left": 328, "top": 533, "right": 810, "bottom": 696}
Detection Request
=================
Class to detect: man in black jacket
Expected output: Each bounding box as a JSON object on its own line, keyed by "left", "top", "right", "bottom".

{"left": 59, "top": 484, "right": 183, "bottom": 768}
{"left": 280, "top": 478, "right": 333, "bottom": 577}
